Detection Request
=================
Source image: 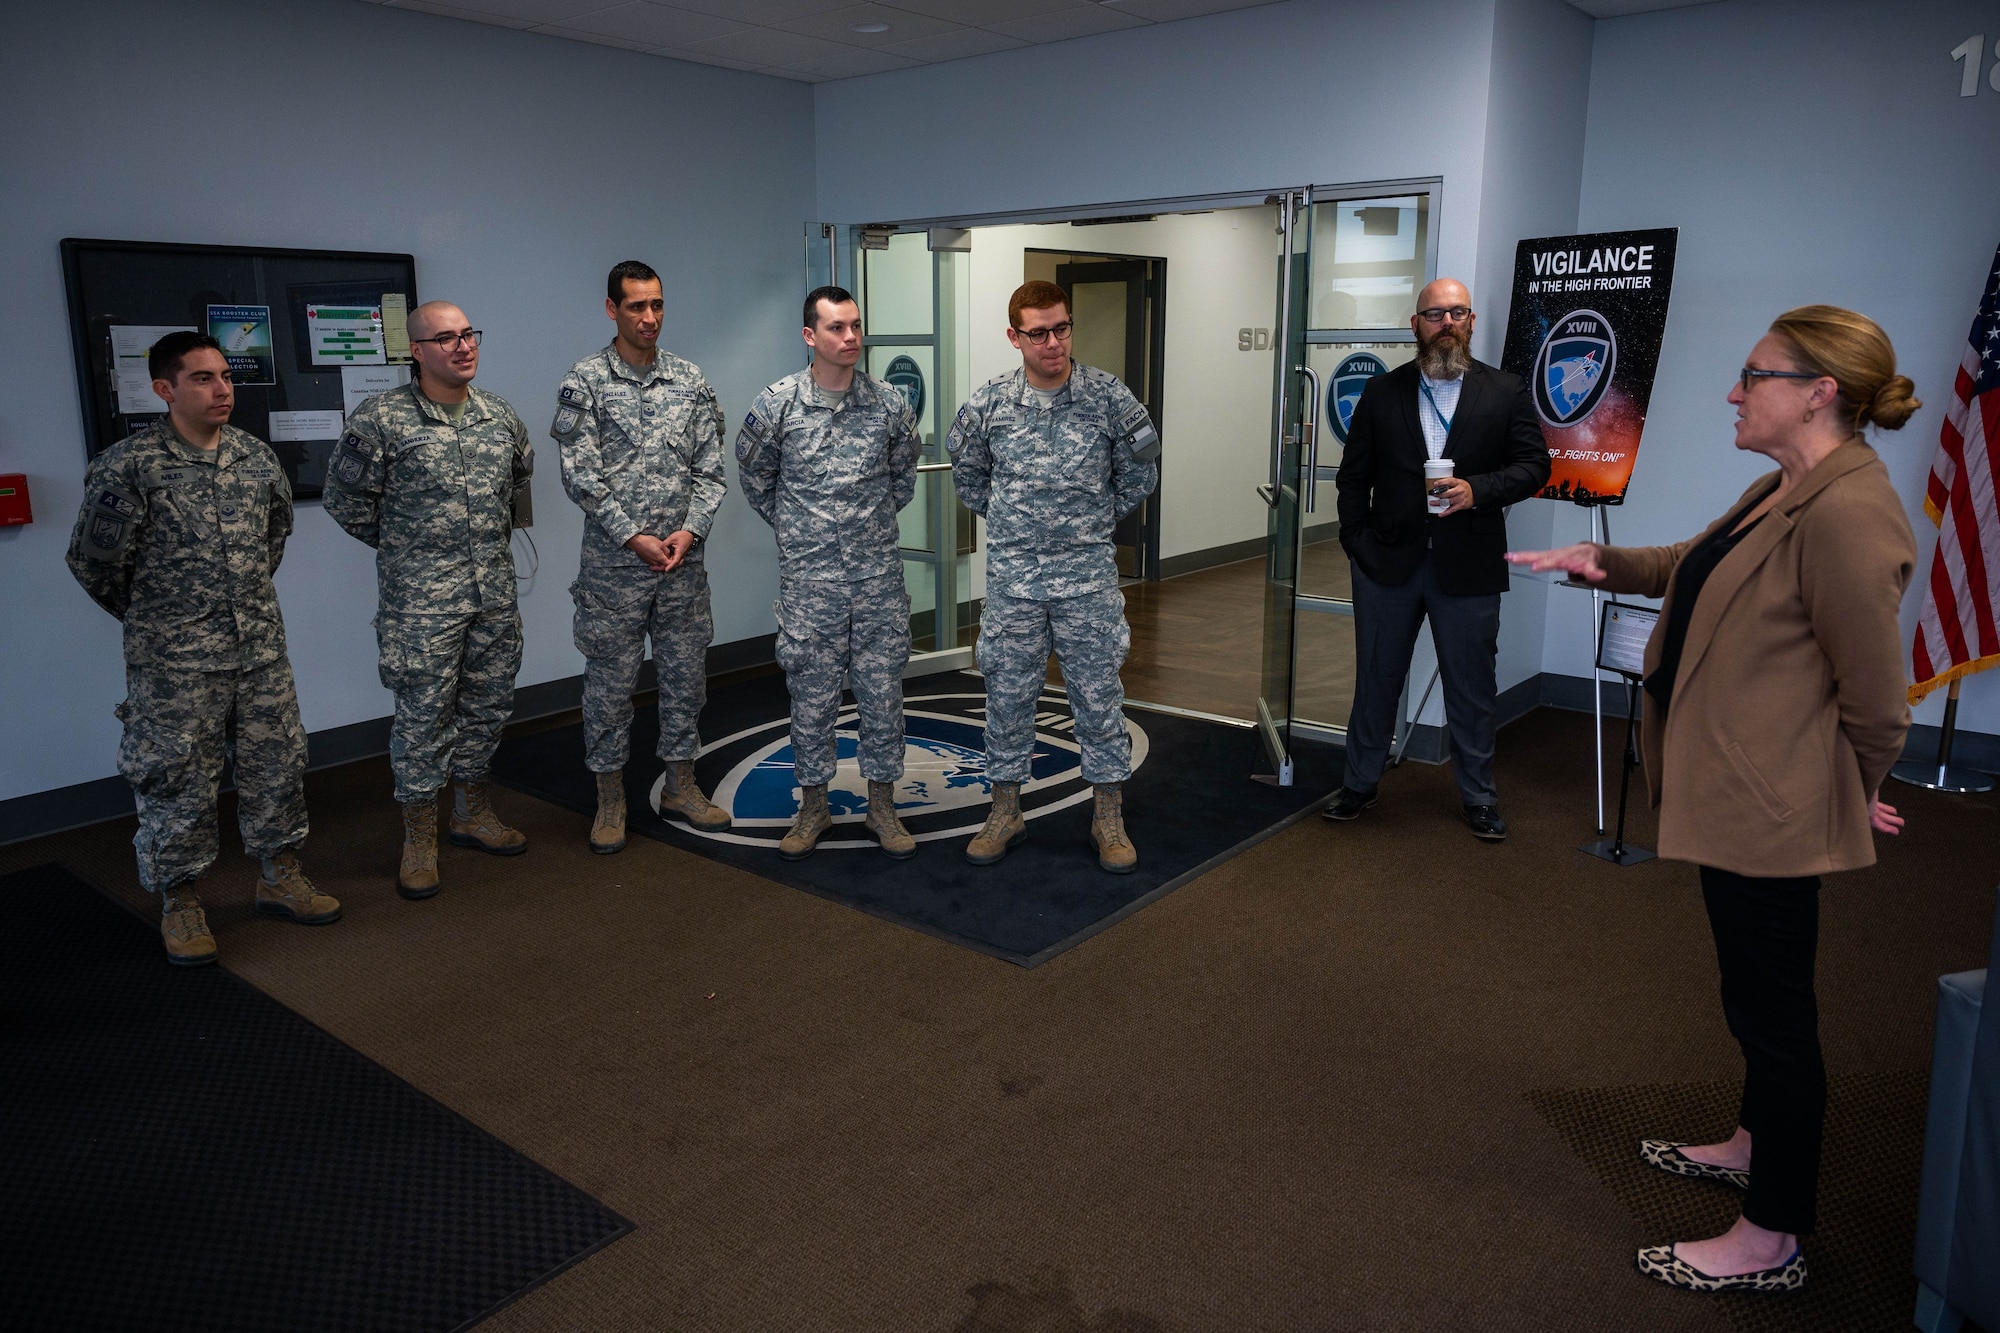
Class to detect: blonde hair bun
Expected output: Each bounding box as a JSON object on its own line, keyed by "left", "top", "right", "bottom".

{"left": 1865, "top": 374, "right": 1920, "bottom": 431}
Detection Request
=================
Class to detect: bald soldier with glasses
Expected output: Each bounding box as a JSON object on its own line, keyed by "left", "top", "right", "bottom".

{"left": 1323, "top": 278, "right": 1550, "bottom": 840}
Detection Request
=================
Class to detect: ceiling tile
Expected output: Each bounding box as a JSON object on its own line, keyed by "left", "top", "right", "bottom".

{"left": 881, "top": 0, "right": 1089, "bottom": 24}
{"left": 384, "top": 1, "right": 537, "bottom": 28}
{"left": 773, "top": 67, "right": 835, "bottom": 82}
{"left": 678, "top": 26, "right": 858, "bottom": 66}
{"left": 657, "top": 46, "right": 772, "bottom": 71}
{"left": 535, "top": 24, "right": 656, "bottom": 48}
{"left": 777, "top": 3, "right": 960, "bottom": 46}
{"left": 785, "top": 44, "right": 924, "bottom": 76}
{"left": 986, "top": 4, "right": 1148, "bottom": 41}
{"left": 1111, "top": 0, "right": 1279, "bottom": 19}
{"left": 667, "top": 0, "right": 856, "bottom": 21}
{"left": 880, "top": 25, "right": 1028, "bottom": 60}
{"left": 385, "top": 0, "right": 609, "bottom": 21}
{"left": 550, "top": 2, "right": 747, "bottom": 44}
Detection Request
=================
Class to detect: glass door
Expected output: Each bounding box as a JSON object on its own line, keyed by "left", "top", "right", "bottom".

{"left": 841, "top": 226, "right": 975, "bottom": 666}
{"left": 1256, "top": 188, "right": 1314, "bottom": 784}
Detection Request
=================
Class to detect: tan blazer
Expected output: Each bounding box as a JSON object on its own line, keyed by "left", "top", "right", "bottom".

{"left": 1594, "top": 440, "right": 1916, "bottom": 877}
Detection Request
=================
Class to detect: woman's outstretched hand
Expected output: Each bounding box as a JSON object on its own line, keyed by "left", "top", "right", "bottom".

{"left": 1505, "top": 542, "right": 1607, "bottom": 582}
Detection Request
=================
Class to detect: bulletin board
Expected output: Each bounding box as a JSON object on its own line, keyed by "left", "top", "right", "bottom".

{"left": 61, "top": 238, "right": 418, "bottom": 500}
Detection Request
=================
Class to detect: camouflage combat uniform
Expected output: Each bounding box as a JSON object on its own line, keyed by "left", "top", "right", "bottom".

{"left": 948, "top": 362, "right": 1160, "bottom": 784}
{"left": 67, "top": 422, "right": 308, "bottom": 894}
{"left": 551, "top": 345, "right": 727, "bottom": 772}
{"left": 737, "top": 370, "right": 920, "bottom": 787}
{"left": 323, "top": 383, "right": 532, "bottom": 803}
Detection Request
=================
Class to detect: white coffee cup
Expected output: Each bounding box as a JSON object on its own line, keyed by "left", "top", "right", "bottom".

{"left": 1424, "top": 458, "right": 1455, "bottom": 515}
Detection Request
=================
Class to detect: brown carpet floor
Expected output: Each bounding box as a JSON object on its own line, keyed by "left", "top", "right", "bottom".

{"left": 5, "top": 706, "right": 1994, "bottom": 1332}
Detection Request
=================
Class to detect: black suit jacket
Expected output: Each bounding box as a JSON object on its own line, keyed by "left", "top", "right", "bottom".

{"left": 1333, "top": 358, "right": 1551, "bottom": 596}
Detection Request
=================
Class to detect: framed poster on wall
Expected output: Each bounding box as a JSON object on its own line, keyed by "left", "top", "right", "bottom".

{"left": 61, "top": 238, "right": 417, "bottom": 500}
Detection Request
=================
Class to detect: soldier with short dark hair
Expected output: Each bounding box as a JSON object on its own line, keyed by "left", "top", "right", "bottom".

{"left": 553, "top": 260, "right": 731, "bottom": 853}
{"left": 324, "top": 302, "right": 534, "bottom": 897}
{"left": 68, "top": 330, "right": 340, "bottom": 966}
{"left": 948, "top": 281, "right": 1160, "bottom": 873}
{"left": 737, "top": 285, "right": 922, "bottom": 860}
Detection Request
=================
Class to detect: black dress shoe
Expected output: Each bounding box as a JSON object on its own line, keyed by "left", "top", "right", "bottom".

{"left": 1464, "top": 805, "right": 1507, "bottom": 841}
{"left": 1322, "top": 787, "right": 1378, "bottom": 821}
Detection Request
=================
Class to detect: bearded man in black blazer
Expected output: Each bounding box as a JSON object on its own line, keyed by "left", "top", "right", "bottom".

{"left": 1326, "top": 278, "right": 1551, "bottom": 840}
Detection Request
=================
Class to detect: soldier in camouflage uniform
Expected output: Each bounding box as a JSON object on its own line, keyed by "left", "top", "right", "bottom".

{"left": 948, "top": 281, "right": 1161, "bottom": 874}
{"left": 553, "top": 261, "right": 731, "bottom": 852}
{"left": 738, "top": 285, "right": 922, "bottom": 860}
{"left": 67, "top": 331, "right": 340, "bottom": 966}
{"left": 323, "top": 301, "right": 534, "bottom": 898}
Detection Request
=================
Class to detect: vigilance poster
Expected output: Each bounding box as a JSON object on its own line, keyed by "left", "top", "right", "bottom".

{"left": 1499, "top": 228, "right": 1677, "bottom": 505}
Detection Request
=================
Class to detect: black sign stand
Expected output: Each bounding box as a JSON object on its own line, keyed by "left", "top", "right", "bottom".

{"left": 1583, "top": 601, "right": 1656, "bottom": 867}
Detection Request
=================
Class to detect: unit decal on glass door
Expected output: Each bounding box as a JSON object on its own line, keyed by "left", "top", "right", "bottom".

{"left": 1328, "top": 352, "right": 1387, "bottom": 445}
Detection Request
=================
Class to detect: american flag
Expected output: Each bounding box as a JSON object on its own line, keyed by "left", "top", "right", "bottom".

{"left": 1911, "top": 241, "right": 2000, "bottom": 703}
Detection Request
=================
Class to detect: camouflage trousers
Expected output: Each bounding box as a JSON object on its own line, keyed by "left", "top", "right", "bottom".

{"left": 376, "top": 604, "right": 522, "bottom": 803}
{"left": 573, "top": 556, "right": 713, "bottom": 773}
{"left": 115, "top": 659, "right": 309, "bottom": 895}
{"left": 774, "top": 572, "right": 910, "bottom": 787}
{"left": 977, "top": 587, "right": 1131, "bottom": 784}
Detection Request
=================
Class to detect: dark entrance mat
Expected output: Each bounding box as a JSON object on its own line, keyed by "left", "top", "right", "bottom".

{"left": 489, "top": 670, "right": 1339, "bottom": 966}
{"left": 0, "top": 863, "right": 632, "bottom": 1333}
{"left": 1528, "top": 1071, "right": 1930, "bottom": 1333}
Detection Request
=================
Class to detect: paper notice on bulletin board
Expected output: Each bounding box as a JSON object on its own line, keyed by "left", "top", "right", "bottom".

{"left": 381, "top": 293, "right": 410, "bottom": 362}
{"left": 109, "top": 324, "right": 196, "bottom": 415}
{"left": 268, "top": 410, "right": 345, "bottom": 441}
{"left": 207, "top": 304, "right": 275, "bottom": 384}
{"left": 341, "top": 364, "right": 409, "bottom": 415}
{"left": 306, "top": 304, "right": 386, "bottom": 365}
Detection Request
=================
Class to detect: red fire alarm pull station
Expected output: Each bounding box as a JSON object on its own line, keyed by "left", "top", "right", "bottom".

{"left": 0, "top": 475, "right": 29, "bottom": 526}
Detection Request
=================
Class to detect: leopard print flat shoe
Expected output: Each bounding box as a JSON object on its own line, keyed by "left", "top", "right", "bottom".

{"left": 1639, "top": 1139, "right": 1750, "bottom": 1190}
{"left": 1635, "top": 1243, "right": 1807, "bottom": 1293}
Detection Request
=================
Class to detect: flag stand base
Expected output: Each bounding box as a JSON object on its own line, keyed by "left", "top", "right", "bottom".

{"left": 1892, "top": 678, "right": 1996, "bottom": 794}
{"left": 1890, "top": 760, "right": 1995, "bottom": 795}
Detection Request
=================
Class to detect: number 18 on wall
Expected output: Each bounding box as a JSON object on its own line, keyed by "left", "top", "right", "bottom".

{"left": 1953, "top": 34, "right": 2000, "bottom": 96}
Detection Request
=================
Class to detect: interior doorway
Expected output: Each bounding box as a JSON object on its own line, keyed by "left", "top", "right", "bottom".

{"left": 1031, "top": 250, "right": 1166, "bottom": 580}
{"left": 809, "top": 183, "right": 1438, "bottom": 770}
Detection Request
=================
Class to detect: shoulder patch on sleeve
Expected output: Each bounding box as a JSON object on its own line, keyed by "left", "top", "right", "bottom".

{"left": 82, "top": 482, "right": 141, "bottom": 560}
{"left": 558, "top": 383, "right": 589, "bottom": 409}
{"left": 945, "top": 403, "right": 976, "bottom": 458}
{"left": 330, "top": 430, "right": 372, "bottom": 489}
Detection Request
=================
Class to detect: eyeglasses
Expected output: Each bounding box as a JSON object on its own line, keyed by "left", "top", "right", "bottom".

{"left": 412, "top": 330, "right": 483, "bottom": 351}
{"left": 1738, "top": 367, "right": 1819, "bottom": 393}
{"left": 1014, "top": 321, "right": 1074, "bottom": 345}
{"left": 1415, "top": 306, "right": 1472, "bottom": 324}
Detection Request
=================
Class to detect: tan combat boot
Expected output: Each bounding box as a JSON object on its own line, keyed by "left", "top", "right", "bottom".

{"left": 591, "top": 771, "right": 628, "bottom": 854}
{"left": 864, "top": 779, "right": 916, "bottom": 860}
{"left": 965, "top": 781, "right": 1026, "bottom": 866}
{"left": 399, "top": 796, "right": 441, "bottom": 900}
{"left": 450, "top": 778, "right": 529, "bottom": 855}
{"left": 160, "top": 889, "right": 218, "bottom": 967}
{"left": 779, "top": 783, "right": 832, "bottom": 861}
{"left": 659, "top": 760, "right": 731, "bottom": 831}
{"left": 1090, "top": 782, "right": 1138, "bottom": 874}
{"left": 255, "top": 849, "right": 342, "bottom": 924}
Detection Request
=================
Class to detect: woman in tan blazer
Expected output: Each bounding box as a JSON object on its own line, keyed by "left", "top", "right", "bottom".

{"left": 1511, "top": 306, "right": 1920, "bottom": 1295}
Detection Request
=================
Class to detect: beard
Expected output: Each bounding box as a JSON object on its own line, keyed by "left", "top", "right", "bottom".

{"left": 1416, "top": 325, "right": 1471, "bottom": 379}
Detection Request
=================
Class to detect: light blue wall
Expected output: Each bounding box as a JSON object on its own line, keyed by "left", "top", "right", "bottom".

{"left": 1557, "top": 0, "right": 2000, "bottom": 738}
{"left": 813, "top": 0, "right": 1500, "bottom": 288}
{"left": 0, "top": 0, "right": 813, "bottom": 802}
{"left": 1474, "top": 0, "right": 1596, "bottom": 697}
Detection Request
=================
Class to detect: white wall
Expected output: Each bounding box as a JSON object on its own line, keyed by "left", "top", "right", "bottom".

{"left": 1473, "top": 0, "right": 1596, "bottom": 705}
{"left": 0, "top": 0, "right": 813, "bottom": 802}
{"left": 967, "top": 210, "right": 1282, "bottom": 563}
{"left": 814, "top": 0, "right": 1499, "bottom": 290}
{"left": 1557, "top": 0, "right": 2000, "bottom": 738}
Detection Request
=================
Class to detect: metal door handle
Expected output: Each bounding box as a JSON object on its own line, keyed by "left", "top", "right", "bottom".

{"left": 1256, "top": 483, "right": 1277, "bottom": 508}
{"left": 1296, "top": 365, "right": 1322, "bottom": 512}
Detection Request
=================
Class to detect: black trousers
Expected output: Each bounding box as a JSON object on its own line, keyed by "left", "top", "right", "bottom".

{"left": 1343, "top": 554, "right": 1503, "bottom": 805}
{"left": 1699, "top": 865, "right": 1826, "bottom": 1235}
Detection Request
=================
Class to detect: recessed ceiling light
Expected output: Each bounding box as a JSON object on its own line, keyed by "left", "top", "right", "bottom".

{"left": 851, "top": 21, "right": 890, "bottom": 33}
